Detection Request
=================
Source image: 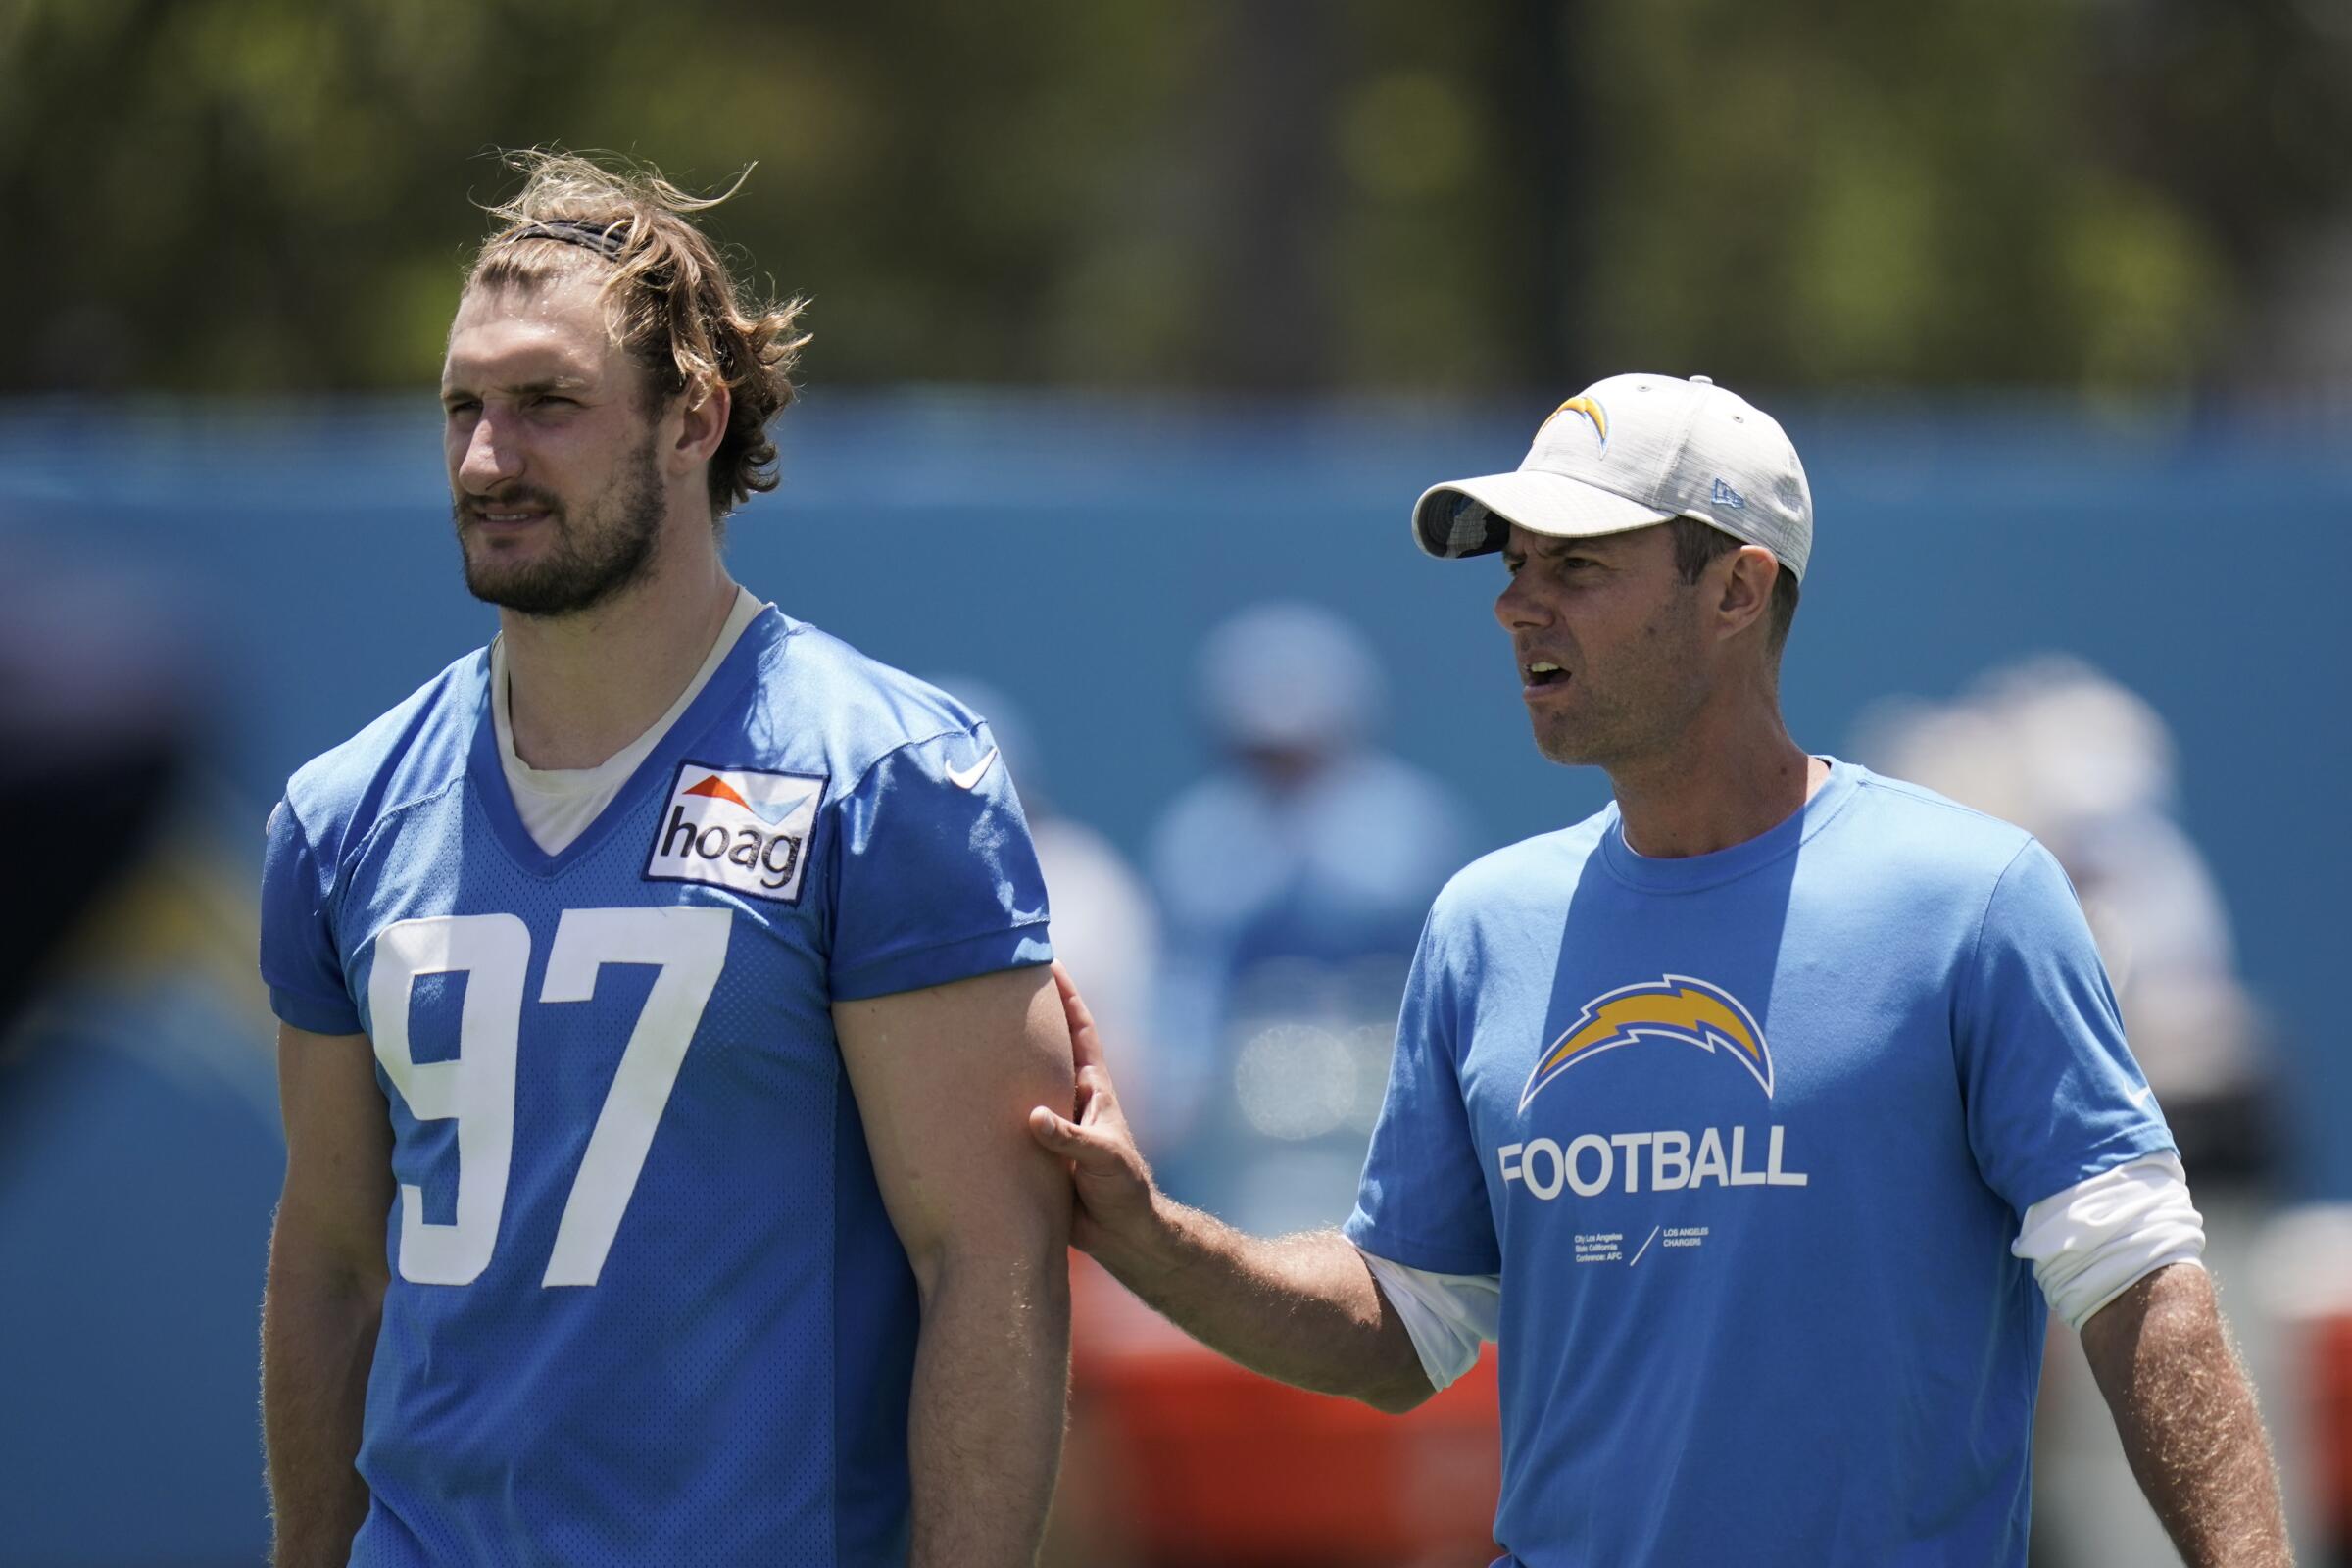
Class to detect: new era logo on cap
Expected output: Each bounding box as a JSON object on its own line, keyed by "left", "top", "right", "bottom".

{"left": 646, "top": 761, "right": 826, "bottom": 903}
{"left": 1411, "top": 371, "right": 1813, "bottom": 581}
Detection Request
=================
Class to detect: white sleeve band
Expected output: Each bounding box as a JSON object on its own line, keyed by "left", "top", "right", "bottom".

{"left": 1355, "top": 1248, "right": 1501, "bottom": 1392}
{"left": 2011, "top": 1152, "right": 2206, "bottom": 1331}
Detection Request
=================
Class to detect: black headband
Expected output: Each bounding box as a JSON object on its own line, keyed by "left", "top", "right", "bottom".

{"left": 507, "top": 219, "right": 631, "bottom": 260}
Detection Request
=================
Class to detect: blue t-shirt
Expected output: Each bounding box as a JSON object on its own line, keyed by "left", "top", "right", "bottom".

{"left": 1343, "top": 760, "right": 2170, "bottom": 1568}
{"left": 260, "top": 607, "right": 1053, "bottom": 1566}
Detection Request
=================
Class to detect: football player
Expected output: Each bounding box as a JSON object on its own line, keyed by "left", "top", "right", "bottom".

{"left": 260, "top": 153, "right": 1072, "bottom": 1566}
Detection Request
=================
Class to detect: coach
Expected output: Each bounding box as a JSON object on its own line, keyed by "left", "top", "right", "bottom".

{"left": 1032, "top": 372, "right": 2290, "bottom": 1567}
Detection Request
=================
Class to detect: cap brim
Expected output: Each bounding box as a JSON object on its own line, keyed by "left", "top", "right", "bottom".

{"left": 1412, "top": 470, "right": 1676, "bottom": 559}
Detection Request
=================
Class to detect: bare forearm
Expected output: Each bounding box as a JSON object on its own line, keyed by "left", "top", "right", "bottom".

{"left": 2081, "top": 1263, "right": 2291, "bottom": 1567}
{"left": 262, "top": 1246, "right": 382, "bottom": 1568}
{"left": 1029, "top": 964, "right": 1429, "bottom": 1411}
{"left": 1086, "top": 1197, "right": 1431, "bottom": 1412}
{"left": 906, "top": 1256, "right": 1070, "bottom": 1568}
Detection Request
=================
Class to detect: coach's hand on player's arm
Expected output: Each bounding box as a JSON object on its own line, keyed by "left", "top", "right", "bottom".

{"left": 1030, "top": 963, "right": 1436, "bottom": 1414}
{"left": 263, "top": 1023, "right": 394, "bottom": 1568}
{"left": 835, "top": 964, "right": 1074, "bottom": 1568}
{"left": 2079, "top": 1262, "right": 2293, "bottom": 1567}
{"left": 1024, "top": 961, "right": 1157, "bottom": 1250}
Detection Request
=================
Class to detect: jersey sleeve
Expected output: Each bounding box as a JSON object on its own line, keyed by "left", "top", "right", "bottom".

{"left": 825, "top": 723, "right": 1053, "bottom": 1002}
{"left": 259, "top": 796, "right": 362, "bottom": 1035}
{"left": 1343, "top": 906, "right": 1501, "bottom": 1276}
{"left": 1956, "top": 838, "right": 2176, "bottom": 1215}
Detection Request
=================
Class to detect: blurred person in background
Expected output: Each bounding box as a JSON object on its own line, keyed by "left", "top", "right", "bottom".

{"left": 1144, "top": 601, "right": 1474, "bottom": 1235}
{"left": 1857, "top": 657, "right": 2307, "bottom": 1565}
{"left": 1855, "top": 658, "right": 2276, "bottom": 1176}
{"left": 1032, "top": 373, "right": 2291, "bottom": 1567}
{"left": 258, "top": 153, "right": 1070, "bottom": 1567}
{"left": 0, "top": 561, "right": 287, "bottom": 1564}
{"left": 0, "top": 563, "right": 199, "bottom": 1033}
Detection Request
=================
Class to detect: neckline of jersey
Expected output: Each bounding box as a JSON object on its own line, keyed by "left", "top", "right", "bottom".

{"left": 1596, "top": 755, "right": 1862, "bottom": 894}
{"left": 464, "top": 604, "right": 795, "bottom": 879}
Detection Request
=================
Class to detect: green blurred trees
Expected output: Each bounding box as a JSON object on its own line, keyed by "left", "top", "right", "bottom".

{"left": 1572, "top": 0, "right": 2351, "bottom": 394}
{"left": 0, "top": 0, "right": 2342, "bottom": 396}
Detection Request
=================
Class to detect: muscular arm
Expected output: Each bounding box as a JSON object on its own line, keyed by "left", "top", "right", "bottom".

{"left": 1028, "top": 965, "right": 1434, "bottom": 1414}
{"left": 835, "top": 964, "right": 1075, "bottom": 1568}
{"left": 263, "top": 1023, "right": 392, "bottom": 1568}
{"left": 2080, "top": 1262, "right": 2292, "bottom": 1567}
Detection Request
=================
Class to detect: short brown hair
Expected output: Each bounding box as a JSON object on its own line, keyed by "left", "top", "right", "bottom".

{"left": 466, "top": 150, "right": 810, "bottom": 518}
{"left": 1668, "top": 515, "right": 1800, "bottom": 654}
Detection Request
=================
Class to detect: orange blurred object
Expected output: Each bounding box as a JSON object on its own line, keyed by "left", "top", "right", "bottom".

{"left": 1061, "top": 1252, "right": 1502, "bottom": 1568}
{"left": 2317, "top": 1313, "right": 2352, "bottom": 1553}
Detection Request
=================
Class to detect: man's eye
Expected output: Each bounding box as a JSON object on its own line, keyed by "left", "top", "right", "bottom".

{"left": 443, "top": 399, "right": 479, "bottom": 416}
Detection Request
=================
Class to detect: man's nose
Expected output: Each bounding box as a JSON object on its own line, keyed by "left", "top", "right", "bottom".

{"left": 457, "top": 414, "right": 522, "bottom": 494}
{"left": 1494, "top": 570, "right": 1550, "bottom": 632}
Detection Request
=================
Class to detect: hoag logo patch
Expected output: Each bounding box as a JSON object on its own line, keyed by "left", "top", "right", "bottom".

{"left": 645, "top": 762, "right": 826, "bottom": 903}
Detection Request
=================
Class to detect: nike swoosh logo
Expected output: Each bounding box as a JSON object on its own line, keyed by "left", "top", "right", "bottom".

{"left": 2128, "top": 1084, "right": 2156, "bottom": 1105}
{"left": 945, "top": 747, "right": 999, "bottom": 791}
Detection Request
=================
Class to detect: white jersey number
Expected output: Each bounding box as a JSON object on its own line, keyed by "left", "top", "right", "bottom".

{"left": 367, "top": 906, "right": 732, "bottom": 1288}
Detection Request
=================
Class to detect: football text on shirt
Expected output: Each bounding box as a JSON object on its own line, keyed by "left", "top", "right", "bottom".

{"left": 1501, "top": 974, "right": 1808, "bottom": 1199}
{"left": 1499, "top": 1125, "right": 1807, "bottom": 1198}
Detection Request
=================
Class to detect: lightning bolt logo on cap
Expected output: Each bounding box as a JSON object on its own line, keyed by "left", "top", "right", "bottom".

{"left": 1520, "top": 974, "right": 1772, "bottom": 1112}
{"left": 1545, "top": 394, "right": 1609, "bottom": 453}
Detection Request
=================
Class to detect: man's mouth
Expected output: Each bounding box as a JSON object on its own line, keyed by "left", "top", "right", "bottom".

{"left": 1522, "top": 659, "right": 1570, "bottom": 693}
{"left": 468, "top": 503, "right": 556, "bottom": 529}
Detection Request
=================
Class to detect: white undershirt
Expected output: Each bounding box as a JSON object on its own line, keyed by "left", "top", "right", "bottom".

{"left": 1360, "top": 1152, "right": 2206, "bottom": 1392}
{"left": 490, "top": 587, "right": 767, "bottom": 856}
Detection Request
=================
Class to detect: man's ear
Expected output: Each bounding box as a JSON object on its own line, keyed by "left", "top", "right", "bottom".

{"left": 673, "top": 376, "right": 731, "bottom": 469}
{"left": 1714, "top": 545, "right": 1779, "bottom": 642}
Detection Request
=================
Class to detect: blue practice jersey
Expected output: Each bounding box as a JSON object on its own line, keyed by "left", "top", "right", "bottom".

{"left": 260, "top": 606, "right": 1053, "bottom": 1565}
{"left": 1344, "top": 760, "right": 2172, "bottom": 1567}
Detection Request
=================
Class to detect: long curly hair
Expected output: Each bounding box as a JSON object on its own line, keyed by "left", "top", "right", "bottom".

{"left": 466, "top": 150, "right": 810, "bottom": 517}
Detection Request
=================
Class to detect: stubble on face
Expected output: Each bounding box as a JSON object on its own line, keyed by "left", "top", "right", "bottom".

{"left": 1523, "top": 577, "right": 1711, "bottom": 771}
{"left": 454, "top": 432, "right": 664, "bottom": 618}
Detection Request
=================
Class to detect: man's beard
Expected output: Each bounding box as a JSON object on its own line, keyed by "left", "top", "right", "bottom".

{"left": 455, "top": 441, "right": 664, "bottom": 617}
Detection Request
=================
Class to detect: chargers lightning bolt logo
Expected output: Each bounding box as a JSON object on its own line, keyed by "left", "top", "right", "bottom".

{"left": 1547, "top": 395, "right": 1609, "bottom": 453}
{"left": 1520, "top": 975, "right": 1773, "bottom": 1112}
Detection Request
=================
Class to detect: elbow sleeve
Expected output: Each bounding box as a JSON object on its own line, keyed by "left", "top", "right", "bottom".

{"left": 1356, "top": 1247, "right": 1500, "bottom": 1392}
{"left": 2013, "top": 1152, "right": 2206, "bottom": 1331}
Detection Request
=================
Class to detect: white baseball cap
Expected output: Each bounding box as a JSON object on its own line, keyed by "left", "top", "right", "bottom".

{"left": 1411, "top": 371, "right": 1813, "bottom": 580}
